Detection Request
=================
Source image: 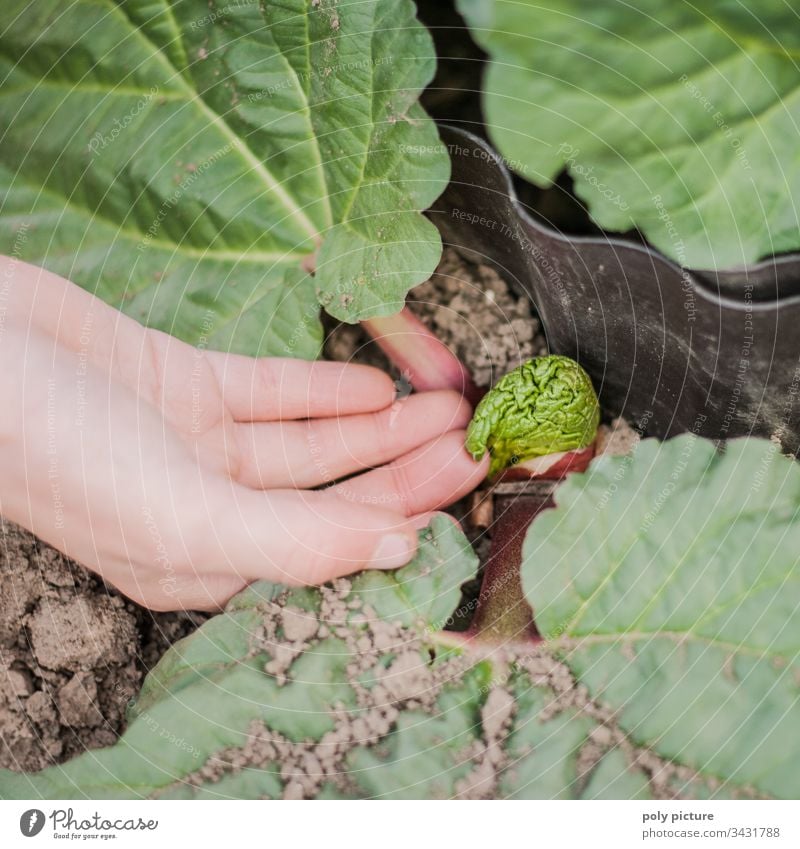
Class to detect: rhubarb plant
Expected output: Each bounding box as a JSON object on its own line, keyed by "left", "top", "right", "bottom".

{"left": 457, "top": 0, "right": 800, "bottom": 269}
{"left": 0, "top": 0, "right": 449, "bottom": 356}
{"left": 466, "top": 356, "right": 600, "bottom": 477}
{"left": 2, "top": 439, "right": 799, "bottom": 800}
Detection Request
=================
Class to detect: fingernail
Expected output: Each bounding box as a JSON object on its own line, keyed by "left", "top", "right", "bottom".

{"left": 370, "top": 533, "right": 416, "bottom": 570}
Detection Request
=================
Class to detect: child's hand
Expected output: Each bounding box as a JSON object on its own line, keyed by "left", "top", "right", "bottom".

{"left": 0, "top": 258, "right": 487, "bottom": 610}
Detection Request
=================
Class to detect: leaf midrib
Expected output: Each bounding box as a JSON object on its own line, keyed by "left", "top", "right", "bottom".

{"left": 107, "top": 0, "right": 321, "bottom": 243}
{"left": 7, "top": 171, "right": 305, "bottom": 264}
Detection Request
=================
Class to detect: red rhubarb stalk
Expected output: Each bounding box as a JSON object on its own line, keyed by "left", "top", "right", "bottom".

{"left": 469, "top": 445, "right": 595, "bottom": 641}
{"left": 468, "top": 500, "right": 544, "bottom": 641}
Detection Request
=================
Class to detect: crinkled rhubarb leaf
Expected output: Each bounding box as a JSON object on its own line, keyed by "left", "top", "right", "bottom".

{"left": 0, "top": 0, "right": 448, "bottom": 355}
{"left": 466, "top": 356, "right": 600, "bottom": 477}
{"left": 457, "top": 0, "right": 800, "bottom": 269}
{"left": 524, "top": 436, "right": 800, "bottom": 799}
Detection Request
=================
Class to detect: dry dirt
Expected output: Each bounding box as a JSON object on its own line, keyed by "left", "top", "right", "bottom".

{"left": 0, "top": 519, "right": 205, "bottom": 772}
{"left": 596, "top": 416, "right": 642, "bottom": 457}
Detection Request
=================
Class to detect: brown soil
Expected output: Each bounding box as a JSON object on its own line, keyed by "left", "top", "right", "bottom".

{"left": 325, "top": 247, "right": 547, "bottom": 388}
{"left": 410, "top": 248, "right": 547, "bottom": 386}
{"left": 596, "top": 416, "right": 642, "bottom": 457}
{"left": 0, "top": 519, "right": 206, "bottom": 772}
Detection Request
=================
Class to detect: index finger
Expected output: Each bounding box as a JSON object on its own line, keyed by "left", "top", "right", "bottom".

{"left": 206, "top": 354, "right": 397, "bottom": 422}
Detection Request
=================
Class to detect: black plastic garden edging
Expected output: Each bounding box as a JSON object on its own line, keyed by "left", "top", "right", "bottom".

{"left": 432, "top": 126, "right": 800, "bottom": 454}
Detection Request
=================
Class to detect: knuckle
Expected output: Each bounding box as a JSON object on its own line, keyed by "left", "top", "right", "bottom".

{"left": 438, "top": 390, "right": 472, "bottom": 429}
{"left": 387, "top": 459, "right": 415, "bottom": 515}
{"left": 256, "top": 360, "right": 281, "bottom": 415}
{"left": 369, "top": 408, "right": 393, "bottom": 459}
{"left": 284, "top": 542, "right": 336, "bottom": 586}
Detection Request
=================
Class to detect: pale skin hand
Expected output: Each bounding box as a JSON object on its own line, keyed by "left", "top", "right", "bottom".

{"left": 0, "top": 257, "right": 488, "bottom": 611}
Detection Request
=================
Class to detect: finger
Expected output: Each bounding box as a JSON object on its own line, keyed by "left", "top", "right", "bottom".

{"left": 139, "top": 515, "right": 457, "bottom": 609}
{"left": 233, "top": 390, "right": 472, "bottom": 488}
{"left": 3, "top": 261, "right": 398, "bottom": 423}
{"left": 107, "top": 570, "right": 246, "bottom": 613}
{"left": 330, "top": 430, "right": 489, "bottom": 516}
{"left": 196, "top": 483, "right": 420, "bottom": 586}
{"left": 207, "top": 354, "right": 396, "bottom": 422}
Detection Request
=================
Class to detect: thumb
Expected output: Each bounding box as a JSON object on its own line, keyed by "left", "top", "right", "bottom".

{"left": 200, "top": 483, "right": 419, "bottom": 586}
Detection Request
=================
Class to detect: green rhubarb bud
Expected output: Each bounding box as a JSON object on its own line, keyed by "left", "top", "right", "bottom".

{"left": 466, "top": 355, "right": 600, "bottom": 477}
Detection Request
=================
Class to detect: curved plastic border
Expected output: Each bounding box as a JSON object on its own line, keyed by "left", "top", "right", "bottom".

{"left": 431, "top": 126, "right": 800, "bottom": 452}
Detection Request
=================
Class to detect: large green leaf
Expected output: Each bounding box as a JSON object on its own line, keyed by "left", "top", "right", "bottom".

{"left": 524, "top": 436, "right": 800, "bottom": 798}
{"left": 0, "top": 0, "right": 449, "bottom": 355}
{"left": 457, "top": 0, "right": 800, "bottom": 269}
